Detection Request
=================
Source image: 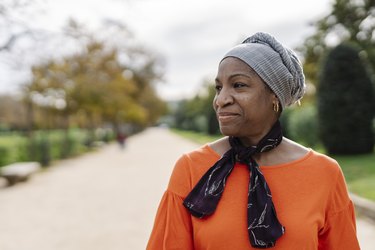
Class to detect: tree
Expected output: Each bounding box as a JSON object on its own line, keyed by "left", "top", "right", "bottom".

{"left": 20, "top": 18, "right": 167, "bottom": 131}
{"left": 0, "top": 0, "right": 45, "bottom": 52}
{"left": 317, "top": 43, "right": 374, "bottom": 154}
{"left": 299, "top": 0, "right": 375, "bottom": 86}
{"left": 0, "top": 95, "right": 28, "bottom": 130}
{"left": 25, "top": 40, "right": 165, "bottom": 130}
{"left": 0, "top": 0, "right": 50, "bottom": 79}
{"left": 201, "top": 81, "right": 219, "bottom": 135}
{"left": 172, "top": 80, "right": 219, "bottom": 134}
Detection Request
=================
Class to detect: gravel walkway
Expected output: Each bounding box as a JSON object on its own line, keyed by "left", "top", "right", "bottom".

{"left": 0, "top": 127, "right": 374, "bottom": 250}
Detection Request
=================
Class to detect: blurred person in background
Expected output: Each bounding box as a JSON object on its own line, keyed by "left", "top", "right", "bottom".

{"left": 116, "top": 131, "right": 127, "bottom": 149}
{"left": 147, "top": 32, "right": 360, "bottom": 249}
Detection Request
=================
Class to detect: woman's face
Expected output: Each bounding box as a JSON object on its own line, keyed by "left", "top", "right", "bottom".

{"left": 213, "top": 57, "right": 278, "bottom": 141}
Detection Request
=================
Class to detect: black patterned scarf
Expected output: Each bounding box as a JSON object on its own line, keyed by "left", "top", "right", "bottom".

{"left": 183, "top": 121, "right": 285, "bottom": 248}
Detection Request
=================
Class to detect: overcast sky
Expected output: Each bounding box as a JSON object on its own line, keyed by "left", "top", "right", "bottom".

{"left": 0, "top": 0, "right": 333, "bottom": 101}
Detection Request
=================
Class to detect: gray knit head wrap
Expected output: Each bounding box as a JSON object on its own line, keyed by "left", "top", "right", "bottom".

{"left": 221, "top": 32, "right": 306, "bottom": 109}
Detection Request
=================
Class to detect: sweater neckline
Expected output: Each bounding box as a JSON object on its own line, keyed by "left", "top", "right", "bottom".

{"left": 204, "top": 143, "right": 314, "bottom": 170}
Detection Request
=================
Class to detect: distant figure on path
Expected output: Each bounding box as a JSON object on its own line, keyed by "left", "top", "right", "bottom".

{"left": 116, "top": 132, "right": 127, "bottom": 149}
{"left": 147, "top": 32, "right": 360, "bottom": 249}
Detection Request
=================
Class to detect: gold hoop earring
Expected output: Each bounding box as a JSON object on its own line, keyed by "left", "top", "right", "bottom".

{"left": 273, "top": 102, "right": 279, "bottom": 113}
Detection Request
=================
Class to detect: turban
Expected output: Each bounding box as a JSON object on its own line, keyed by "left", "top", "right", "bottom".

{"left": 221, "top": 32, "right": 306, "bottom": 109}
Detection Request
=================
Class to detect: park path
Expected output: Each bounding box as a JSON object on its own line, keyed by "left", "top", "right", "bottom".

{"left": 0, "top": 127, "right": 374, "bottom": 250}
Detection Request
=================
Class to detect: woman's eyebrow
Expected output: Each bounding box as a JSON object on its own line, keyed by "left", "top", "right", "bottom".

{"left": 228, "top": 73, "right": 253, "bottom": 79}
{"left": 215, "top": 72, "right": 256, "bottom": 83}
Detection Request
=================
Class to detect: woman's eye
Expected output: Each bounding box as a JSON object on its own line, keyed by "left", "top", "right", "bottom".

{"left": 233, "top": 82, "right": 246, "bottom": 88}
{"left": 215, "top": 85, "right": 222, "bottom": 91}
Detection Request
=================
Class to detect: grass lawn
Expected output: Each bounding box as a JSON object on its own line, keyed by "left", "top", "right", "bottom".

{"left": 0, "top": 133, "right": 27, "bottom": 165}
{"left": 172, "top": 129, "right": 375, "bottom": 201}
{"left": 333, "top": 153, "right": 375, "bottom": 201}
{"left": 171, "top": 129, "right": 223, "bottom": 145}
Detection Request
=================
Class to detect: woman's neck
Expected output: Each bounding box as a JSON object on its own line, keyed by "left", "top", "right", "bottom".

{"left": 253, "top": 138, "right": 310, "bottom": 166}
{"left": 238, "top": 122, "right": 277, "bottom": 147}
{"left": 209, "top": 137, "right": 310, "bottom": 167}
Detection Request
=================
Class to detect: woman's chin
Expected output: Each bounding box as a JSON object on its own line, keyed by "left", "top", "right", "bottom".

{"left": 219, "top": 127, "right": 239, "bottom": 137}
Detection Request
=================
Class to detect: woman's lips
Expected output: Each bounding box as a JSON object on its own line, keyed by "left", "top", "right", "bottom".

{"left": 217, "top": 112, "right": 240, "bottom": 122}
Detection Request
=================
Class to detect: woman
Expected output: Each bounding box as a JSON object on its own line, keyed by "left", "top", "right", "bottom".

{"left": 147, "top": 32, "right": 360, "bottom": 249}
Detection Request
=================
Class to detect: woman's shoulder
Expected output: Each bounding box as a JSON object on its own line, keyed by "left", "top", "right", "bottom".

{"left": 208, "top": 136, "right": 230, "bottom": 156}
{"left": 178, "top": 140, "right": 223, "bottom": 167}
{"left": 167, "top": 140, "right": 223, "bottom": 197}
{"left": 279, "top": 138, "right": 340, "bottom": 169}
{"left": 277, "top": 137, "right": 310, "bottom": 163}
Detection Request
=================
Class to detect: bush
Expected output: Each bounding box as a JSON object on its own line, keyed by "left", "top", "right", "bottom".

{"left": 0, "top": 146, "right": 9, "bottom": 167}
{"left": 60, "top": 134, "right": 76, "bottom": 159}
{"left": 17, "top": 131, "right": 78, "bottom": 166}
{"left": 279, "top": 108, "right": 293, "bottom": 138}
{"left": 317, "top": 43, "right": 374, "bottom": 154}
{"left": 0, "top": 129, "right": 98, "bottom": 167}
{"left": 288, "top": 105, "right": 320, "bottom": 148}
{"left": 23, "top": 136, "right": 51, "bottom": 167}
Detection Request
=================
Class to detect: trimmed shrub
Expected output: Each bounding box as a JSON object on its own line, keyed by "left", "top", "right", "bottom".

{"left": 0, "top": 146, "right": 9, "bottom": 167}
{"left": 317, "top": 43, "right": 374, "bottom": 154}
{"left": 288, "top": 105, "right": 320, "bottom": 148}
{"left": 16, "top": 135, "right": 51, "bottom": 167}
{"left": 60, "top": 135, "right": 76, "bottom": 159}
{"left": 279, "top": 108, "right": 293, "bottom": 138}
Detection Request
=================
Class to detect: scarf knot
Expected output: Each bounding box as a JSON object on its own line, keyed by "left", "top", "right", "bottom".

{"left": 183, "top": 121, "right": 285, "bottom": 248}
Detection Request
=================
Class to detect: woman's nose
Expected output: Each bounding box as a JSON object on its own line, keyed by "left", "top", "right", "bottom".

{"left": 215, "top": 88, "right": 233, "bottom": 107}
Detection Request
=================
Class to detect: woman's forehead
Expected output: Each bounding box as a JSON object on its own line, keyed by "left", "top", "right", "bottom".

{"left": 216, "top": 57, "right": 260, "bottom": 78}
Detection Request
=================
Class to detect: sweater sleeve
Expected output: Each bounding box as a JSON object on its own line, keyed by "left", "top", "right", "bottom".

{"left": 146, "top": 191, "right": 194, "bottom": 250}
{"left": 146, "top": 155, "right": 194, "bottom": 250}
{"left": 318, "top": 167, "right": 360, "bottom": 250}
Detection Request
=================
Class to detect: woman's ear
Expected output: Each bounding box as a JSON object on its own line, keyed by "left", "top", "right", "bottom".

{"left": 272, "top": 95, "right": 281, "bottom": 114}
{"left": 272, "top": 94, "right": 279, "bottom": 103}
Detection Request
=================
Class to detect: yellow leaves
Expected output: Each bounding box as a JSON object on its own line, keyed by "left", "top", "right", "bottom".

{"left": 23, "top": 39, "right": 165, "bottom": 129}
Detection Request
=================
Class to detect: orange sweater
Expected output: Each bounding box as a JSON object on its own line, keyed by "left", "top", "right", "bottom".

{"left": 147, "top": 145, "right": 360, "bottom": 250}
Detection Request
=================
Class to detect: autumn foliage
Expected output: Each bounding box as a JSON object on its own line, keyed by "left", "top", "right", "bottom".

{"left": 22, "top": 41, "right": 166, "bottom": 132}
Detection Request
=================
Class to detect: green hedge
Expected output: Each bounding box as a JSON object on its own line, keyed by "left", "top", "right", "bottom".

{"left": 0, "top": 129, "right": 109, "bottom": 167}
{"left": 317, "top": 43, "right": 374, "bottom": 154}
{"left": 0, "top": 146, "right": 9, "bottom": 166}
{"left": 288, "top": 105, "right": 320, "bottom": 148}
